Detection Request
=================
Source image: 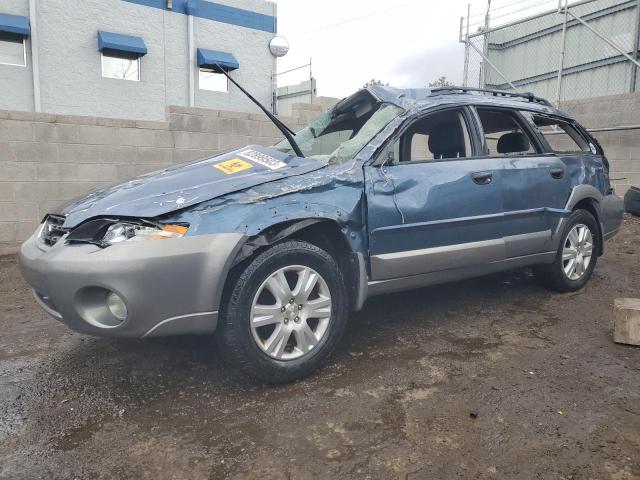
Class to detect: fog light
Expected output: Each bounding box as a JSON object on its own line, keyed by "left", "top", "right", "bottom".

{"left": 106, "top": 292, "right": 127, "bottom": 322}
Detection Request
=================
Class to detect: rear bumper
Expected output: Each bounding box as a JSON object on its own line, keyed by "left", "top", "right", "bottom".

{"left": 18, "top": 232, "right": 244, "bottom": 338}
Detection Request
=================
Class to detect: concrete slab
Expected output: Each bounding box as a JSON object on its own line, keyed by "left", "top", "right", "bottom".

{"left": 613, "top": 298, "right": 640, "bottom": 346}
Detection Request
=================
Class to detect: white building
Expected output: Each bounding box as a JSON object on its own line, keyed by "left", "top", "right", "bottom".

{"left": 0, "top": 0, "right": 278, "bottom": 120}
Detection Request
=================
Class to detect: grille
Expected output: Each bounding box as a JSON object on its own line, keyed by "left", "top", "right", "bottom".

{"left": 40, "top": 215, "right": 68, "bottom": 247}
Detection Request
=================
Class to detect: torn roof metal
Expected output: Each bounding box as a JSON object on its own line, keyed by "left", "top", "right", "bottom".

{"left": 365, "top": 84, "right": 562, "bottom": 116}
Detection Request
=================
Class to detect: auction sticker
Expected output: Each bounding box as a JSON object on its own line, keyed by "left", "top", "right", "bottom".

{"left": 239, "top": 149, "right": 286, "bottom": 170}
{"left": 213, "top": 158, "right": 253, "bottom": 175}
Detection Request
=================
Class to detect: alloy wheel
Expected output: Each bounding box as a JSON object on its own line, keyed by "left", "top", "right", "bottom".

{"left": 250, "top": 265, "right": 332, "bottom": 360}
{"left": 562, "top": 223, "right": 594, "bottom": 281}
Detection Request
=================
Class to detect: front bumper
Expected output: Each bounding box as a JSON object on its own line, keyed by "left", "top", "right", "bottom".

{"left": 19, "top": 232, "right": 244, "bottom": 338}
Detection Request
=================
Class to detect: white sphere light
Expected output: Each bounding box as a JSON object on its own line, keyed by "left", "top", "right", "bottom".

{"left": 269, "top": 36, "right": 289, "bottom": 57}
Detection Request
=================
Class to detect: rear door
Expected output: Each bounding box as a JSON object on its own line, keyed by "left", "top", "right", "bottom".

{"left": 365, "top": 106, "right": 507, "bottom": 281}
{"left": 522, "top": 112, "right": 606, "bottom": 247}
{"left": 473, "top": 107, "right": 570, "bottom": 258}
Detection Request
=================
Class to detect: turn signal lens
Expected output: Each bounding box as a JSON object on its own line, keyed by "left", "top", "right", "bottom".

{"left": 162, "top": 224, "right": 188, "bottom": 235}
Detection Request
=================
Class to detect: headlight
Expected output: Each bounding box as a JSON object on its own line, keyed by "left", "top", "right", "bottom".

{"left": 101, "top": 223, "right": 188, "bottom": 246}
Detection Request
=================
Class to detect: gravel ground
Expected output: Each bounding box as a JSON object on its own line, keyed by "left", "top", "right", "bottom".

{"left": 1, "top": 216, "right": 639, "bottom": 480}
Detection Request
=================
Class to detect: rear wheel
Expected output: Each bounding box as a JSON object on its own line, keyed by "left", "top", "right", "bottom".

{"left": 536, "top": 209, "right": 599, "bottom": 292}
{"left": 217, "top": 240, "right": 348, "bottom": 383}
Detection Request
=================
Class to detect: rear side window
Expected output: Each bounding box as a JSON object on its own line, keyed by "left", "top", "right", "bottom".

{"left": 524, "top": 113, "right": 592, "bottom": 154}
{"left": 476, "top": 108, "right": 538, "bottom": 156}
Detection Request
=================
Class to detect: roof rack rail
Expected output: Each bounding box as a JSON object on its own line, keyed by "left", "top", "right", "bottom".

{"left": 429, "top": 86, "right": 552, "bottom": 107}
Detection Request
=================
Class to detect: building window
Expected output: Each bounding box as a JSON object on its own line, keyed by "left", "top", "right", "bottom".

{"left": 196, "top": 48, "right": 238, "bottom": 92}
{"left": 0, "top": 32, "right": 26, "bottom": 67}
{"left": 199, "top": 68, "right": 228, "bottom": 92}
{"left": 101, "top": 51, "right": 140, "bottom": 81}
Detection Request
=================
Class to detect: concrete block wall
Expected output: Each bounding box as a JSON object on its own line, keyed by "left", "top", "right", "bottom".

{"left": 0, "top": 106, "right": 316, "bottom": 255}
{"left": 588, "top": 128, "right": 640, "bottom": 195}
{"left": 561, "top": 92, "right": 640, "bottom": 196}
{"left": 561, "top": 92, "right": 640, "bottom": 129}
{"left": 1, "top": 92, "right": 638, "bottom": 254}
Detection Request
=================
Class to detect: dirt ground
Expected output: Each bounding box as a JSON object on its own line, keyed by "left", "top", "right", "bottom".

{"left": 1, "top": 217, "right": 639, "bottom": 480}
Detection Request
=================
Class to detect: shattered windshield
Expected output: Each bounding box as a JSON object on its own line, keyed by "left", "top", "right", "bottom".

{"left": 274, "top": 91, "right": 404, "bottom": 164}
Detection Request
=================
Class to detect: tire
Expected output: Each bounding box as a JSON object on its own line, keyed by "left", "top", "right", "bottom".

{"left": 624, "top": 186, "right": 640, "bottom": 216}
{"left": 536, "top": 209, "right": 600, "bottom": 293}
{"left": 216, "top": 240, "right": 348, "bottom": 383}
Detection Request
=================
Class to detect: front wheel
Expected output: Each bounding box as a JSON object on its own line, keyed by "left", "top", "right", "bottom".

{"left": 536, "top": 209, "right": 600, "bottom": 292}
{"left": 216, "top": 240, "right": 348, "bottom": 383}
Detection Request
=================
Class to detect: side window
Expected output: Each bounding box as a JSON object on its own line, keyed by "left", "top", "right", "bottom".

{"left": 399, "top": 109, "right": 473, "bottom": 162}
{"left": 523, "top": 113, "right": 592, "bottom": 154}
{"left": 476, "top": 108, "right": 538, "bottom": 156}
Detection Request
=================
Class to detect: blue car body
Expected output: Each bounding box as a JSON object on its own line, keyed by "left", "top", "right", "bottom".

{"left": 19, "top": 86, "right": 624, "bottom": 339}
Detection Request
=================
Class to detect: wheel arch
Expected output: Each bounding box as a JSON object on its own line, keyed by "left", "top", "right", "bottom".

{"left": 564, "top": 185, "right": 605, "bottom": 256}
{"left": 222, "top": 218, "right": 368, "bottom": 314}
{"left": 571, "top": 197, "right": 604, "bottom": 256}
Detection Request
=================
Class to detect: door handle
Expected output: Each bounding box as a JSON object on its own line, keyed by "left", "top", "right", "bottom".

{"left": 471, "top": 171, "right": 492, "bottom": 185}
{"left": 550, "top": 167, "right": 564, "bottom": 179}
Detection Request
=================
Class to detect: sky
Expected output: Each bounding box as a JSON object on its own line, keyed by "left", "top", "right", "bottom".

{"left": 272, "top": 0, "right": 563, "bottom": 99}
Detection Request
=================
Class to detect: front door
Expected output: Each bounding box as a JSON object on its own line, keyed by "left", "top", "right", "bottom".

{"left": 365, "top": 107, "right": 506, "bottom": 281}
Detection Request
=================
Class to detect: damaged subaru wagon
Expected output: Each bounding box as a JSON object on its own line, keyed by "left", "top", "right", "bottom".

{"left": 20, "top": 85, "right": 623, "bottom": 382}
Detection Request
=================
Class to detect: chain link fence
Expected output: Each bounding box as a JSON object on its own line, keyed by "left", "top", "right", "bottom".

{"left": 461, "top": 0, "right": 640, "bottom": 105}
{"left": 272, "top": 62, "right": 314, "bottom": 116}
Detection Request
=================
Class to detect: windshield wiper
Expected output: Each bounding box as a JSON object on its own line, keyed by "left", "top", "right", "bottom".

{"left": 215, "top": 67, "right": 305, "bottom": 158}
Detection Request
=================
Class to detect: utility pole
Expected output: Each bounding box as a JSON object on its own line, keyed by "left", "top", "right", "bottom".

{"left": 463, "top": 4, "right": 470, "bottom": 87}
{"left": 556, "top": 0, "right": 569, "bottom": 106}
{"left": 481, "top": 0, "right": 491, "bottom": 88}
{"left": 630, "top": 0, "right": 640, "bottom": 92}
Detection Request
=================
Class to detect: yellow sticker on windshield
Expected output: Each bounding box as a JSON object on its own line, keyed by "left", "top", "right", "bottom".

{"left": 213, "top": 158, "right": 253, "bottom": 175}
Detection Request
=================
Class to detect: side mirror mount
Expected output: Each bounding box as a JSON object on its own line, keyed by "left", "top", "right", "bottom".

{"left": 374, "top": 145, "right": 397, "bottom": 168}
{"left": 384, "top": 150, "right": 395, "bottom": 166}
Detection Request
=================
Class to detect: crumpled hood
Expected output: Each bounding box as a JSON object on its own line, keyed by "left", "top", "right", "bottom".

{"left": 55, "top": 145, "right": 325, "bottom": 228}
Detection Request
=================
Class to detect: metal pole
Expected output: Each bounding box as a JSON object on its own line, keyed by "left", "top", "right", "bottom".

{"left": 566, "top": 10, "right": 640, "bottom": 69}
{"left": 28, "top": 0, "right": 41, "bottom": 112}
{"left": 555, "top": 0, "right": 569, "bottom": 106}
{"left": 275, "top": 63, "right": 311, "bottom": 76}
{"left": 468, "top": 42, "right": 519, "bottom": 91}
{"left": 309, "top": 57, "right": 313, "bottom": 104}
{"left": 481, "top": 0, "right": 491, "bottom": 88}
{"left": 630, "top": 0, "right": 640, "bottom": 92}
{"left": 463, "top": 4, "right": 471, "bottom": 87}
{"left": 188, "top": 13, "right": 195, "bottom": 108}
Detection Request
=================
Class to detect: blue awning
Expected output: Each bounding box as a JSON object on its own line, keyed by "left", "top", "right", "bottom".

{"left": 98, "top": 31, "right": 147, "bottom": 56}
{"left": 0, "top": 13, "right": 30, "bottom": 36}
{"left": 197, "top": 48, "right": 239, "bottom": 71}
